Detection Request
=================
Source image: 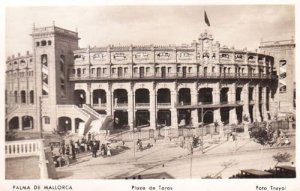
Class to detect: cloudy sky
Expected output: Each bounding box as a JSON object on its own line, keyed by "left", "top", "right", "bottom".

{"left": 6, "top": 5, "right": 294, "bottom": 56}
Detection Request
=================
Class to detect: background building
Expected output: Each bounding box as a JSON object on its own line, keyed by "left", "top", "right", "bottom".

{"left": 259, "top": 39, "right": 295, "bottom": 113}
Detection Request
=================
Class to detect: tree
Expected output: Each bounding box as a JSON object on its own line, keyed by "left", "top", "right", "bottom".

{"left": 250, "top": 123, "right": 275, "bottom": 169}
{"left": 250, "top": 124, "right": 274, "bottom": 146}
{"left": 272, "top": 152, "right": 292, "bottom": 166}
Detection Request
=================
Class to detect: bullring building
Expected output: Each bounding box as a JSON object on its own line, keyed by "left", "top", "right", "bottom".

{"left": 5, "top": 24, "right": 286, "bottom": 134}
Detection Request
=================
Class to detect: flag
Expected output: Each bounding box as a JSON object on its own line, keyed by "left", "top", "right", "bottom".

{"left": 204, "top": 10, "right": 210, "bottom": 27}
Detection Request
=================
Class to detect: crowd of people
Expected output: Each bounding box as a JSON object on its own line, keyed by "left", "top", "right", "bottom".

{"left": 50, "top": 133, "right": 113, "bottom": 167}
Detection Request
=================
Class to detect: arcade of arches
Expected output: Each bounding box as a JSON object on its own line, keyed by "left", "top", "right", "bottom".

{"left": 72, "top": 83, "right": 271, "bottom": 129}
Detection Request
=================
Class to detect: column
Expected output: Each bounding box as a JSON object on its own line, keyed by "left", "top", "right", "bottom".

{"left": 213, "top": 82, "right": 220, "bottom": 104}
{"left": 19, "top": 117, "right": 22, "bottom": 131}
{"left": 72, "top": 118, "right": 76, "bottom": 134}
{"left": 253, "top": 85, "right": 262, "bottom": 122}
{"left": 229, "top": 83, "right": 237, "bottom": 124}
{"left": 86, "top": 89, "right": 91, "bottom": 105}
{"left": 106, "top": 90, "right": 112, "bottom": 116}
{"left": 171, "top": 86, "right": 178, "bottom": 128}
{"left": 191, "top": 82, "right": 198, "bottom": 127}
{"left": 242, "top": 83, "right": 250, "bottom": 121}
{"left": 149, "top": 84, "right": 156, "bottom": 129}
{"left": 262, "top": 87, "right": 268, "bottom": 121}
{"left": 128, "top": 89, "right": 134, "bottom": 130}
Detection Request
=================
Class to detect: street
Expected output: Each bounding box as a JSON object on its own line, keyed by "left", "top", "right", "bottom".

{"left": 55, "top": 135, "right": 295, "bottom": 179}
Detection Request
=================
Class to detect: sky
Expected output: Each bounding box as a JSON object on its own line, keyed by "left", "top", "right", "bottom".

{"left": 5, "top": 5, "right": 295, "bottom": 57}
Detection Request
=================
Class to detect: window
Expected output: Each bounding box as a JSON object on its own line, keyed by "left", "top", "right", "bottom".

{"left": 134, "top": 68, "right": 138, "bottom": 73}
{"left": 82, "top": 69, "right": 86, "bottom": 74}
{"left": 188, "top": 67, "right": 192, "bottom": 73}
{"left": 212, "top": 67, "right": 215, "bottom": 73}
{"left": 36, "top": 42, "right": 40, "bottom": 47}
{"left": 168, "top": 67, "right": 171, "bottom": 73}
{"left": 72, "top": 69, "right": 76, "bottom": 74}
{"left": 155, "top": 67, "right": 159, "bottom": 73}
{"left": 44, "top": 116, "right": 50, "bottom": 124}
{"left": 280, "top": 60, "right": 286, "bottom": 67}
{"left": 48, "top": 40, "right": 52, "bottom": 46}
{"left": 103, "top": 68, "right": 107, "bottom": 74}
{"left": 177, "top": 67, "right": 181, "bottom": 72}
{"left": 124, "top": 67, "right": 128, "bottom": 74}
{"left": 97, "top": 68, "right": 101, "bottom": 76}
{"left": 146, "top": 67, "right": 150, "bottom": 73}
{"left": 41, "top": 54, "right": 48, "bottom": 67}
{"left": 60, "top": 55, "right": 65, "bottom": 72}
{"left": 41, "top": 40, "right": 47, "bottom": 46}
{"left": 91, "top": 68, "right": 95, "bottom": 74}
{"left": 112, "top": 68, "right": 116, "bottom": 74}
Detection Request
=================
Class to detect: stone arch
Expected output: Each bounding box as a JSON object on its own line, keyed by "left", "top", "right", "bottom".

{"left": 22, "top": 115, "right": 34, "bottom": 130}
{"left": 8, "top": 116, "right": 19, "bottom": 130}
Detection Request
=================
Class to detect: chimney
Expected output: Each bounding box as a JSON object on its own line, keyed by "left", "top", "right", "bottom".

{"left": 17, "top": 53, "right": 21, "bottom": 57}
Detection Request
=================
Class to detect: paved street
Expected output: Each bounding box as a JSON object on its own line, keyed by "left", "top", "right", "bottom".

{"left": 55, "top": 133, "right": 295, "bottom": 179}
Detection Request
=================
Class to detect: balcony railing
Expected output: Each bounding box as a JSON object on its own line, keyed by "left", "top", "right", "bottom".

{"left": 135, "top": 103, "right": 150, "bottom": 107}
{"left": 69, "top": 72, "right": 277, "bottom": 81}
{"left": 114, "top": 103, "right": 128, "bottom": 108}
{"left": 93, "top": 103, "right": 107, "bottom": 108}
{"left": 157, "top": 103, "right": 171, "bottom": 107}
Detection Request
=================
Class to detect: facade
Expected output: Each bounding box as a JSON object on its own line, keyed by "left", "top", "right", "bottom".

{"left": 259, "top": 39, "right": 295, "bottom": 113}
{"left": 5, "top": 25, "right": 280, "bottom": 133}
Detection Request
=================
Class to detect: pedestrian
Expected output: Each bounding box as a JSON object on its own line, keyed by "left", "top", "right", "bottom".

{"left": 59, "top": 144, "right": 66, "bottom": 155}
{"left": 101, "top": 144, "right": 105, "bottom": 156}
{"left": 107, "top": 144, "right": 111, "bottom": 157}
{"left": 92, "top": 141, "right": 98, "bottom": 158}
{"left": 71, "top": 143, "right": 76, "bottom": 160}
{"left": 87, "top": 140, "right": 91, "bottom": 152}
{"left": 75, "top": 140, "right": 79, "bottom": 154}
{"left": 66, "top": 144, "right": 70, "bottom": 156}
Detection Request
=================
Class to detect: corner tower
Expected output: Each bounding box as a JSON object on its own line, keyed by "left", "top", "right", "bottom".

{"left": 31, "top": 24, "right": 79, "bottom": 131}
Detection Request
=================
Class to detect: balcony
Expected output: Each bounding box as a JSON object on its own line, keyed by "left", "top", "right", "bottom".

{"left": 135, "top": 103, "right": 150, "bottom": 108}
{"left": 92, "top": 103, "right": 107, "bottom": 109}
{"left": 114, "top": 103, "right": 128, "bottom": 109}
{"left": 157, "top": 103, "right": 171, "bottom": 108}
{"left": 175, "top": 101, "right": 241, "bottom": 109}
{"left": 69, "top": 72, "right": 277, "bottom": 81}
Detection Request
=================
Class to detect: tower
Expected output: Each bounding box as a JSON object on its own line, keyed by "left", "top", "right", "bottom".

{"left": 31, "top": 24, "right": 79, "bottom": 131}
{"left": 259, "top": 39, "right": 295, "bottom": 113}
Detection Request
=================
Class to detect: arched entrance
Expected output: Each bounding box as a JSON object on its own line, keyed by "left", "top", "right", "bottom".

{"left": 74, "top": 90, "right": 86, "bottom": 107}
{"left": 157, "top": 110, "right": 171, "bottom": 127}
{"left": 198, "top": 88, "right": 213, "bottom": 104}
{"left": 178, "top": 109, "right": 191, "bottom": 126}
{"left": 58, "top": 117, "right": 72, "bottom": 133}
{"left": 114, "top": 110, "right": 128, "bottom": 129}
{"left": 113, "top": 89, "right": 128, "bottom": 106}
{"left": 9, "top": 116, "right": 19, "bottom": 130}
{"left": 93, "top": 89, "right": 106, "bottom": 107}
{"left": 135, "top": 110, "right": 150, "bottom": 127}
{"left": 178, "top": 88, "right": 191, "bottom": 105}
{"left": 220, "top": 88, "right": 229, "bottom": 103}
{"left": 135, "top": 89, "right": 150, "bottom": 104}
{"left": 157, "top": 89, "right": 171, "bottom": 104}
{"left": 22, "top": 116, "right": 34, "bottom": 130}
